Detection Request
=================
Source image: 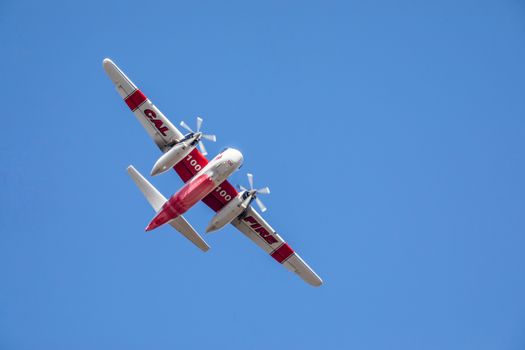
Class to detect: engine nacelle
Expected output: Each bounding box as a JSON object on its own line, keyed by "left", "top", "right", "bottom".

{"left": 206, "top": 191, "right": 252, "bottom": 233}
{"left": 150, "top": 136, "right": 198, "bottom": 176}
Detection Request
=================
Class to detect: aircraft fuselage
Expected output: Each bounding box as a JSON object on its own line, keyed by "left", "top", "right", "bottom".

{"left": 145, "top": 148, "right": 243, "bottom": 231}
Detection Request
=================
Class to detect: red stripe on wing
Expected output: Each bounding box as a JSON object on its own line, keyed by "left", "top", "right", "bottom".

{"left": 125, "top": 89, "right": 147, "bottom": 111}
{"left": 173, "top": 160, "right": 196, "bottom": 182}
{"left": 202, "top": 180, "right": 238, "bottom": 212}
{"left": 173, "top": 149, "right": 208, "bottom": 182}
{"left": 271, "top": 243, "right": 294, "bottom": 263}
{"left": 202, "top": 192, "right": 226, "bottom": 212}
{"left": 204, "top": 180, "right": 237, "bottom": 209}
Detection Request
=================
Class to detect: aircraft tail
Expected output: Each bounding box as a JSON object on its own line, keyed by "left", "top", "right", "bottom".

{"left": 126, "top": 166, "right": 210, "bottom": 252}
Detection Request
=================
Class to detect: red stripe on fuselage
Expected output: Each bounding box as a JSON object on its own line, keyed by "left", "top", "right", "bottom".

{"left": 173, "top": 148, "right": 239, "bottom": 213}
{"left": 271, "top": 243, "right": 294, "bottom": 263}
{"left": 125, "top": 89, "right": 147, "bottom": 111}
{"left": 146, "top": 173, "right": 216, "bottom": 231}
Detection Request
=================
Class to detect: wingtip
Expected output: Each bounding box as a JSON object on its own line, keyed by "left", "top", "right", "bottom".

{"left": 102, "top": 57, "right": 125, "bottom": 84}
{"left": 312, "top": 277, "right": 323, "bottom": 287}
{"left": 126, "top": 165, "right": 137, "bottom": 175}
{"left": 307, "top": 273, "right": 324, "bottom": 287}
{"left": 102, "top": 57, "right": 114, "bottom": 68}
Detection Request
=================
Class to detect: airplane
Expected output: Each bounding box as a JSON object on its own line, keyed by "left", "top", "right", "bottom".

{"left": 102, "top": 58, "right": 323, "bottom": 286}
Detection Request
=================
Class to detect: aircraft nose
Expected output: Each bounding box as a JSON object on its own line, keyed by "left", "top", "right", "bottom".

{"left": 231, "top": 149, "right": 243, "bottom": 167}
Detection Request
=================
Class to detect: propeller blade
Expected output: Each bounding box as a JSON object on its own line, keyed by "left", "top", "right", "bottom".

{"left": 202, "top": 134, "right": 217, "bottom": 142}
{"left": 198, "top": 141, "right": 208, "bottom": 156}
{"left": 247, "top": 173, "right": 254, "bottom": 190}
{"left": 257, "top": 187, "right": 270, "bottom": 195}
{"left": 196, "top": 116, "right": 203, "bottom": 132}
{"left": 180, "top": 121, "right": 193, "bottom": 133}
{"left": 239, "top": 184, "right": 248, "bottom": 191}
{"left": 255, "top": 197, "right": 267, "bottom": 212}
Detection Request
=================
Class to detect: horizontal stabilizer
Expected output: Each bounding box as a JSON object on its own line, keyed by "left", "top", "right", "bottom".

{"left": 126, "top": 165, "right": 210, "bottom": 252}
{"left": 168, "top": 217, "right": 210, "bottom": 252}
{"left": 127, "top": 165, "right": 166, "bottom": 211}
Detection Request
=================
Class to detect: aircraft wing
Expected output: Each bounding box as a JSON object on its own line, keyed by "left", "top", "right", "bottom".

{"left": 103, "top": 58, "right": 322, "bottom": 286}
{"left": 231, "top": 208, "right": 323, "bottom": 286}
{"left": 103, "top": 59, "right": 183, "bottom": 151}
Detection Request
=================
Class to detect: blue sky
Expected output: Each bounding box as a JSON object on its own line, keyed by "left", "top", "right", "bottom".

{"left": 1, "top": 0, "right": 525, "bottom": 349}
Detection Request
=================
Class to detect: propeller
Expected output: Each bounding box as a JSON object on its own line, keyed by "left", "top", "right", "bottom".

{"left": 239, "top": 173, "right": 271, "bottom": 212}
{"left": 180, "top": 117, "right": 217, "bottom": 156}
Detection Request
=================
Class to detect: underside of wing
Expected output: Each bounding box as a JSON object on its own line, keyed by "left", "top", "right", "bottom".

{"left": 232, "top": 208, "right": 323, "bottom": 287}
{"left": 103, "top": 58, "right": 183, "bottom": 151}
{"left": 168, "top": 216, "right": 210, "bottom": 252}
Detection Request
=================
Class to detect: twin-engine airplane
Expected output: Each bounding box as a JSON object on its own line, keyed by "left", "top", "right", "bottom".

{"left": 103, "top": 58, "right": 322, "bottom": 286}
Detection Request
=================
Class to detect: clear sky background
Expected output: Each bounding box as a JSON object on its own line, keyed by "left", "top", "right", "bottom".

{"left": 1, "top": 0, "right": 525, "bottom": 349}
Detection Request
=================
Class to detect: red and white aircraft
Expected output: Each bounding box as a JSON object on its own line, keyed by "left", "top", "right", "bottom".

{"left": 103, "top": 58, "right": 323, "bottom": 286}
